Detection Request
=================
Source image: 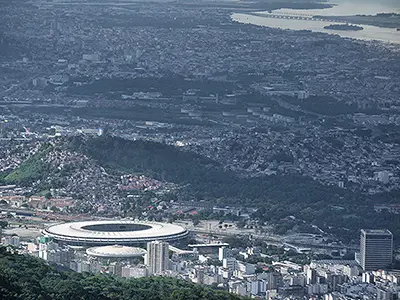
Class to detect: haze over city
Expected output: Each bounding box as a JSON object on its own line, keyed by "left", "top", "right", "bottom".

{"left": 0, "top": 0, "right": 399, "bottom": 299}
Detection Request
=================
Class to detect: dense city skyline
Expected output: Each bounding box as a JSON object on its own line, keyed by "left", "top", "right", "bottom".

{"left": 0, "top": 0, "right": 400, "bottom": 299}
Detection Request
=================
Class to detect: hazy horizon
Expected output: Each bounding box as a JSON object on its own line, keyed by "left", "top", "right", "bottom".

{"left": 275, "top": 0, "right": 400, "bottom": 16}
{"left": 330, "top": 0, "right": 400, "bottom": 8}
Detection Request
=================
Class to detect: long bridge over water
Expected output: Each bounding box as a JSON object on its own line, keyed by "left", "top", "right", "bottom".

{"left": 251, "top": 12, "right": 347, "bottom": 24}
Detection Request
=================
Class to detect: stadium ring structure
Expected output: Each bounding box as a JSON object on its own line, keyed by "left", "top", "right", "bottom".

{"left": 43, "top": 220, "right": 189, "bottom": 246}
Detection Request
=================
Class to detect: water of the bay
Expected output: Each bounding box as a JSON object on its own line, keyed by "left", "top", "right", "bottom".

{"left": 231, "top": 0, "right": 400, "bottom": 44}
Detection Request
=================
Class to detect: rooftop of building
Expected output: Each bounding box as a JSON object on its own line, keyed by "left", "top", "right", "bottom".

{"left": 86, "top": 245, "right": 146, "bottom": 258}
{"left": 361, "top": 229, "right": 392, "bottom": 235}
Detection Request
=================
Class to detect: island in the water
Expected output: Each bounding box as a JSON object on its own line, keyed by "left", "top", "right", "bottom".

{"left": 324, "top": 24, "right": 364, "bottom": 31}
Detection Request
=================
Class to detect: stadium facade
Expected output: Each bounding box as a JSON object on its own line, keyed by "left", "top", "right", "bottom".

{"left": 43, "top": 220, "right": 189, "bottom": 246}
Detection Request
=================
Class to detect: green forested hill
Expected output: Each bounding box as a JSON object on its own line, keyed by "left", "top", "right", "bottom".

{"left": 4, "top": 143, "right": 53, "bottom": 186}
{"left": 0, "top": 248, "right": 246, "bottom": 300}
{"left": 4, "top": 135, "right": 399, "bottom": 243}
{"left": 65, "top": 135, "right": 400, "bottom": 243}
{"left": 67, "top": 134, "right": 221, "bottom": 182}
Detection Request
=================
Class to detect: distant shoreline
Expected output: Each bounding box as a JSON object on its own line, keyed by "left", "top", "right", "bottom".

{"left": 313, "top": 13, "right": 400, "bottom": 29}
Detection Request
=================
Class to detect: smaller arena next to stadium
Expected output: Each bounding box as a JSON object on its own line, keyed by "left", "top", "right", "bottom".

{"left": 43, "top": 220, "right": 189, "bottom": 246}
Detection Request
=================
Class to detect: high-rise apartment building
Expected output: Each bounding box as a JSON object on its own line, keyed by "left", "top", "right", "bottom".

{"left": 146, "top": 241, "right": 169, "bottom": 275}
{"left": 360, "top": 229, "right": 393, "bottom": 271}
{"left": 218, "top": 246, "right": 230, "bottom": 261}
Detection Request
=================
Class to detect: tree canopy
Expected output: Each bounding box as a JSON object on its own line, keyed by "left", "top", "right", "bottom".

{"left": 0, "top": 247, "right": 247, "bottom": 300}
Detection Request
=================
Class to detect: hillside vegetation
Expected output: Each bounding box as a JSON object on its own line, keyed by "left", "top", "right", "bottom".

{"left": 0, "top": 247, "right": 246, "bottom": 300}
{"left": 4, "top": 135, "right": 400, "bottom": 243}
{"left": 4, "top": 143, "right": 53, "bottom": 186}
{"left": 67, "top": 135, "right": 400, "bottom": 243}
